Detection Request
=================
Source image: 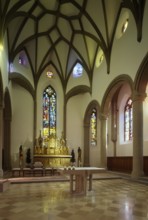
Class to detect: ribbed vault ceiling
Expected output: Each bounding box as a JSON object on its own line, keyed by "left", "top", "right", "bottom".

{"left": 0, "top": 0, "right": 146, "bottom": 92}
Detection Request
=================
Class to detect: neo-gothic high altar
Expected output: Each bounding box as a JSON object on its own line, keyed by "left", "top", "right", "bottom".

{"left": 34, "top": 131, "right": 71, "bottom": 167}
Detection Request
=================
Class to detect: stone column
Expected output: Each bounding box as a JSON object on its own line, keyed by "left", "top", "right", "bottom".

{"left": 3, "top": 116, "right": 11, "bottom": 170}
{"left": 100, "top": 114, "right": 107, "bottom": 168}
{"left": 131, "top": 91, "right": 146, "bottom": 179}
{"left": 83, "top": 123, "right": 90, "bottom": 167}
{"left": 0, "top": 104, "right": 3, "bottom": 177}
{"left": 111, "top": 100, "right": 118, "bottom": 157}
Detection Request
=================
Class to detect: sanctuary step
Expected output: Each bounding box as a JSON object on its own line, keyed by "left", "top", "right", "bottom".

{"left": 0, "top": 179, "right": 10, "bottom": 192}
{"left": 11, "top": 167, "right": 57, "bottom": 177}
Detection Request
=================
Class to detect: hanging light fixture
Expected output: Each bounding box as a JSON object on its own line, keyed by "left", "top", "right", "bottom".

{"left": 46, "top": 70, "right": 54, "bottom": 79}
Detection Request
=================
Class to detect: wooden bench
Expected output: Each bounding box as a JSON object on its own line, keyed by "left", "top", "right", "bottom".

{"left": 12, "top": 168, "right": 22, "bottom": 177}
{"left": 23, "top": 168, "right": 33, "bottom": 176}
{"left": 44, "top": 167, "right": 53, "bottom": 176}
{"left": 53, "top": 168, "right": 61, "bottom": 176}
{"left": 33, "top": 168, "right": 44, "bottom": 176}
{"left": 11, "top": 167, "right": 61, "bottom": 177}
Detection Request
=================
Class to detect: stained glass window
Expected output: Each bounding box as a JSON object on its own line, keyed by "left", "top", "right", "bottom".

{"left": 124, "top": 98, "right": 133, "bottom": 141}
{"left": 90, "top": 108, "right": 97, "bottom": 146}
{"left": 73, "top": 63, "right": 83, "bottom": 78}
{"left": 18, "top": 51, "right": 27, "bottom": 66}
{"left": 43, "top": 86, "right": 56, "bottom": 138}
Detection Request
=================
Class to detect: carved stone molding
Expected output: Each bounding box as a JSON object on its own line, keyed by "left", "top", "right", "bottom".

{"left": 132, "top": 91, "right": 147, "bottom": 102}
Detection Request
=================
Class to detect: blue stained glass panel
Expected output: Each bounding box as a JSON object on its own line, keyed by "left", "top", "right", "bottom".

{"left": 43, "top": 86, "right": 56, "bottom": 138}
{"left": 124, "top": 98, "right": 132, "bottom": 141}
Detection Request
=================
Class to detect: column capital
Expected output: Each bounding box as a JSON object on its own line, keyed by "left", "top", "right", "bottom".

{"left": 132, "top": 91, "right": 147, "bottom": 102}
{"left": 99, "top": 113, "right": 108, "bottom": 121}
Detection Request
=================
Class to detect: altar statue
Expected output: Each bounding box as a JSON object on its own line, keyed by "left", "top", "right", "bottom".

{"left": 38, "top": 130, "right": 43, "bottom": 147}
{"left": 60, "top": 131, "right": 66, "bottom": 146}
{"left": 77, "top": 147, "right": 82, "bottom": 167}
{"left": 59, "top": 131, "right": 69, "bottom": 154}
{"left": 70, "top": 149, "right": 76, "bottom": 166}
{"left": 19, "top": 145, "right": 23, "bottom": 168}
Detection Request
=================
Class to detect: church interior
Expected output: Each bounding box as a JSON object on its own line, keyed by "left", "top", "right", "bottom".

{"left": 0, "top": 0, "right": 148, "bottom": 219}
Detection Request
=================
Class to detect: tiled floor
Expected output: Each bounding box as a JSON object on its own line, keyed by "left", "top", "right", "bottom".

{"left": 0, "top": 175, "right": 148, "bottom": 220}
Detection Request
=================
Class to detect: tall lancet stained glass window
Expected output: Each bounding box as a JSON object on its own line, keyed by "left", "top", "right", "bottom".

{"left": 90, "top": 108, "right": 97, "bottom": 146}
{"left": 43, "top": 86, "right": 56, "bottom": 138}
{"left": 124, "top": 98, "right": 133, "bottom": 141}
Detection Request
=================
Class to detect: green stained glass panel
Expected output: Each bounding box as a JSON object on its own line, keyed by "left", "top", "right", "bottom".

{"left": 90, "top": 108, "right": 97, "bottom": 146}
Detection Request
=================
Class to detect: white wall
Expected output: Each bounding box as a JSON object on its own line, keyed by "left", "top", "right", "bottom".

{"left": 11, "top": 84, "right": 34, "bottom": 167}
{"left": 66, "top": 93, "right": 88, "bottom": 150}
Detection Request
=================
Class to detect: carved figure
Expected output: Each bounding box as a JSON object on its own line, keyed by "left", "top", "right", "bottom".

{"left": 77, "top": 147, "right": 82, "bottom": 167}
{"left": 19, "top": 145, "right": 23, "bottom": 168}
{"left": 70, "top": 149, "right": 76, "bottom": 165}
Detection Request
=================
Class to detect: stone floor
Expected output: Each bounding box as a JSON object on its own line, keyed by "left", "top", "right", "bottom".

{"left": 0, "top": 173, "right": 148, "bottom": 220}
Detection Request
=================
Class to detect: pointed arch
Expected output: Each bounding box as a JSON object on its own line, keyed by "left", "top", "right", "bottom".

{"left": 101, "top": 74, "right": 134, "bottom": 115}
{"left": 84, "top": 100, "right": 101, "bottom": 124}
{"left": 83, "top": 100, "right": 101, "bottom": 166}
{"left": 101, "top": 75, "right": 134, "bottom": 167}
{"left": 134, "top": 52, "right": 148, "bottom": 93}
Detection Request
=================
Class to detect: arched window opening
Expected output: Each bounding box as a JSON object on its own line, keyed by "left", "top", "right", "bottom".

{"left": 43, "top": 86, "right": 56, "bottom": 138}
{"left": 90, "top": 108, "right": 97, "bottom": 146}
{"left": 72, "top": 63, "right": 83, "bottom": 78}
{"left": 124, "top": 98, "right": 133, "bottom": 141}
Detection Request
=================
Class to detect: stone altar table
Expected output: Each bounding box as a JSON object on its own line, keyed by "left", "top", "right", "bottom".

{"left": 58, "top": 167, "right": 106, "bottom": 195}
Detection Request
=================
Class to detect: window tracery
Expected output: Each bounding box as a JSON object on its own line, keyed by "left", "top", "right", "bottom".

{"left": 90, "top": 108, "right": 97, "bottom": 146}
{"left": 43, "top": 86, "right": 56, "bottom": 138}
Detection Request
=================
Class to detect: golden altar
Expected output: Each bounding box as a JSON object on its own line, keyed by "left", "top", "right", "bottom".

{"left": 34, "top": 132, "right": 71, "bottom": 168}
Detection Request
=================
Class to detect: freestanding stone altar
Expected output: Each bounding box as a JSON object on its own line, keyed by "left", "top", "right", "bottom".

{"left": 58, "top": 167, "right": 106, "bottom": 195}
{"left": 34, "top": 132, "right": 71, "bottom": 168}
